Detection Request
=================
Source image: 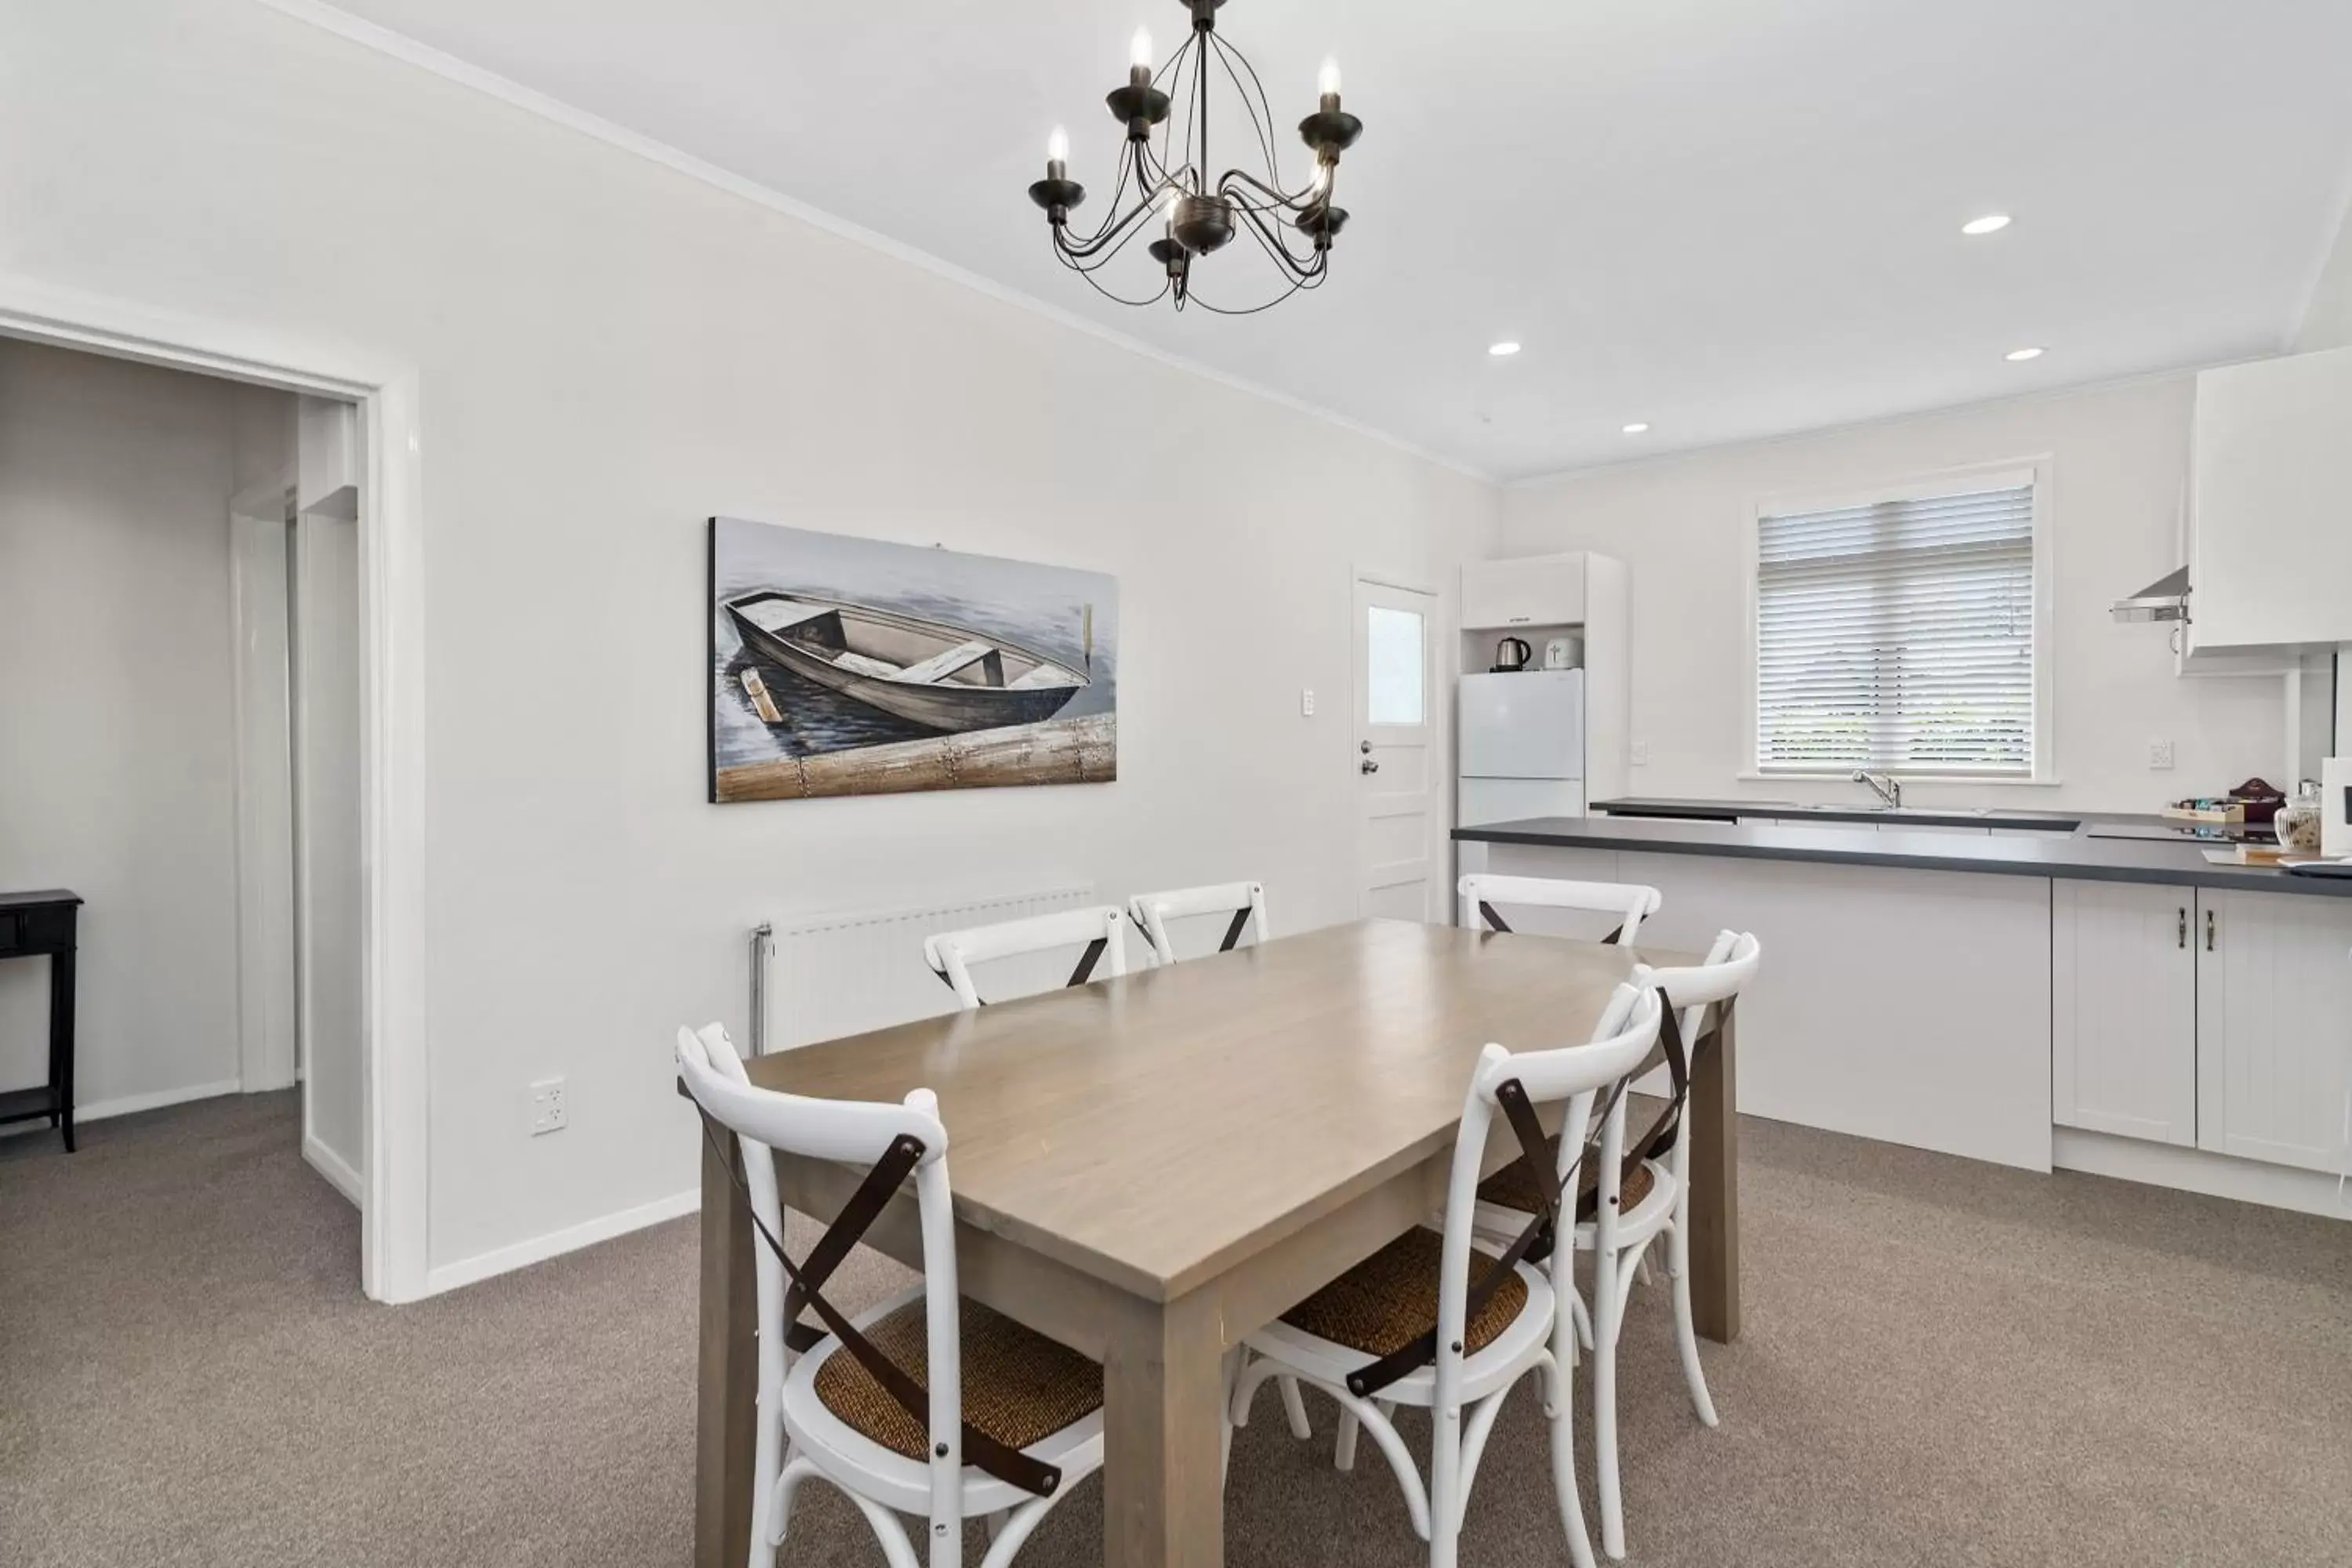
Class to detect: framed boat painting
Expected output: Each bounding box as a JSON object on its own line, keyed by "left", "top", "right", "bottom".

{"left": 708, "top": 518, "right": 1119, "bottom": 802}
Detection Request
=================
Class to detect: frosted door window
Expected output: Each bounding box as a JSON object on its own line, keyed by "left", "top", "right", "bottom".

{"left": 1366, "top": 605, "right": 1425, "bottom": 725}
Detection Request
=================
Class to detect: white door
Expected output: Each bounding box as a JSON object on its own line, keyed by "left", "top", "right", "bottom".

{"left": 2196, "top": 890, "right": 2352, "bottom": 1171}
{"left": 1353, "top": 576, "right": 1436, "bottom": 920}
{"left": 2051, "top": 880, "right": 2197, "bottom": 1145}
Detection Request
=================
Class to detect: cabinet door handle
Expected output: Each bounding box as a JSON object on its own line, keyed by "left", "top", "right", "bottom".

{"left": 2205, "top": 908, "right": 2216, "bottom": 953}
{"left": 2178, "top": 907, "right": 2187, "bottom": 949}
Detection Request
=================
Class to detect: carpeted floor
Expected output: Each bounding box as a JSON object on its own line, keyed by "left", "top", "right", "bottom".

{"left": 3, "top": 1091, "right": 2349, "bottom": 1566}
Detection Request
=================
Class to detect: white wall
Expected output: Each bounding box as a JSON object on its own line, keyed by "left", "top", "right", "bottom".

{"left": 1501, "top": 374, "right": 2285, "bottom": 811}
{"left": 2294, "top": 199, "right": 2352, "bottom": 353}
{"left": 0, "top": 2, "right": 1498, "bottom": 1275}
{"left": 0, "top": 339, "right": 260, "bottom": 1112}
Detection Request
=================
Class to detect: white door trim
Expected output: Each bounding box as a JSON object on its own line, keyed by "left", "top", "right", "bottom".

{"left": 0, "top": 272, "right": 431, "bottom": 1305}
{"left": 230, "top": 469, "right": 299, "bottom": 1098}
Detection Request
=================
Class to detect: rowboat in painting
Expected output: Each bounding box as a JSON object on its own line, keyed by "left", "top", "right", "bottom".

{"left": 724, "top": 591, "right": 1089, "bottom": 735}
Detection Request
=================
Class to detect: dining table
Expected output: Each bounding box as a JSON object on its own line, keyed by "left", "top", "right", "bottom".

{"left": 691, "top": 916, "right": 1739, "bottom": 1568}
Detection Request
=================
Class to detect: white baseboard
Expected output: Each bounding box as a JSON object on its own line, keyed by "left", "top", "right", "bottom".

{"left": 302, "top": 1133, "right": 365, "bottom": 1207}
{"left": 420, "top": 1186, "right": 702, "bottom": 1298}
{"left": 0, "top": 1077, "right": 241, "bottom": 1140}
{"left": 2053, "top": 1127, "right": 2352, "bottom": 1222}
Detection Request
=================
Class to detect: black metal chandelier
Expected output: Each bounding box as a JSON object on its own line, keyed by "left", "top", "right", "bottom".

{"left": 1026, "top": 0, "right": 1363, "bottom": 314}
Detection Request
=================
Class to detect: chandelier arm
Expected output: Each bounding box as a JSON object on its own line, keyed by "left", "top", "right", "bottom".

{"left": 1205, "top": 30, "right": 1282, "bottom": 189}
{"left": 1053, "top": 191, "right": 1171, "bottom": 264}
{"left": 1052, "top": 148, "right": 1140, "bottom": 251}
{"left": 1217, "top": 167, "right": 1322, "bottom": 216}
{"left": 1185, "top": 270, "right": 1312, "bottom": 318}
{"left": 1230, "top": 199, "right": 1327, "bottom": 285}
{"left": 1058, "top": 245, "right": 1174, "bottom": 309}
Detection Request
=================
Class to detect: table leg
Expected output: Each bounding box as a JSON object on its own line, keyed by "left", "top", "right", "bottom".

{"left": 695, "top": 1120, "right": 758, "bottom": 1568}
{"left": 1102, "top": 1288, "right": 1228, "bottom": 1568}
{"left": 51, "top": 948, "right": 75, "bottom": 1153}
{"left": 1688, "top": 1002, "right": 1740, "bottom": 1342}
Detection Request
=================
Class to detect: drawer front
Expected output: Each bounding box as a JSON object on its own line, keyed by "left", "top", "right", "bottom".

{"left": 0, "top": 905, "right": 74, "bottom": 954}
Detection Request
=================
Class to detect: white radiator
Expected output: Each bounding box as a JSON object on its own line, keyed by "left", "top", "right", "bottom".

{"left": 759, "top": 885, "right": 1096, "bottom": 1051}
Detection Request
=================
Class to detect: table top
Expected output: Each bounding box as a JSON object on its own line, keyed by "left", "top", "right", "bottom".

{"left": 0, "top": 890, "right": 82, "bottom": 910}
{"left": 746, "top": 917, "right": 1668, "bottom": 1301}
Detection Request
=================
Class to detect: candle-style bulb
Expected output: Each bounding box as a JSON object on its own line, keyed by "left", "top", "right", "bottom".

{"left": 1047, "top": 125, "right": 1069, "bottom": 165}
{"left": 1132, "top": 27, "right": 1154, "bottom": 70}
{"left": 1318, "top": 57, "right": 1342, "bottom": 98}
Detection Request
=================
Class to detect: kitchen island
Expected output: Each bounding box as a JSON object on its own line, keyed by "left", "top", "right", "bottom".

{"left": 1455, "top": 804, "right": 2352, "bottom": 1218}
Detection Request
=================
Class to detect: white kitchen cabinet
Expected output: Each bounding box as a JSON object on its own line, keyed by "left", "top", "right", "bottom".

{"left": 2053, "top": 881, "right": 2197, "bottom": 1146}
{"left": 2187, "top": 344, "right": 2352, "bottom": 651}
{"left": 1462, "top": 554, "right": 1586, "bottom": 630}
{"left": 2195, "top": 891, "right": 2352, "bottom": 1173}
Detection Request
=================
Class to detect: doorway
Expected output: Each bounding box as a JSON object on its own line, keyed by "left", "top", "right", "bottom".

{"left": 0, "top": 281, "right": 425, "bottom": 1301}
{"left": 1352, "top": 573, "right": 1438, "bottom": 920}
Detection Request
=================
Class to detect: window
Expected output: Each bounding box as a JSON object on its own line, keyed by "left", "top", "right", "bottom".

{"left": 1365, "top": 604, "right": 1425, "bottom": 725}
{"left": 1755, "top": 476, "right": 2039, "bottom": 776}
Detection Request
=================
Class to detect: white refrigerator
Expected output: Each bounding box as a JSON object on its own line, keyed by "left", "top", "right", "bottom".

{"left": 1458, "top": 670, "right": 1585, "bottom": 827}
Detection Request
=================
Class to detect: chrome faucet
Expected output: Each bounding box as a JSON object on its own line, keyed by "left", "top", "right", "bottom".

{"left": 1852, "top": 768, "right": 1902, "bottom": 809}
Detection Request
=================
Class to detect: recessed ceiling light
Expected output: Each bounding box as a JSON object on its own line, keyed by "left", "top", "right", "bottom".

{"left": 1962, "top": 213, "right": 2012, "bottom": 236}
{"left": 1487, "top": 341, "right": 1522, "bottom": 357}
{"left": 1622, "top": 422, "right": 1650, "bottom": 434}
{"left": 2005, "top": 346, "right": 2044, "bottom": 361}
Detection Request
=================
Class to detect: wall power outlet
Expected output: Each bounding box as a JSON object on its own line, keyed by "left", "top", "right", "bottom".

{"left": 2147, "top": 739, "right": 2176, "bottom": 771}
{"left": 529, "top": 1076, "right": 568, "bottom": 1136}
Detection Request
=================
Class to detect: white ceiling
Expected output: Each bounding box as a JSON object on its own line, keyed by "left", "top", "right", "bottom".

{"left": 318, "top": 0, "right": 2352, "bottom": 480}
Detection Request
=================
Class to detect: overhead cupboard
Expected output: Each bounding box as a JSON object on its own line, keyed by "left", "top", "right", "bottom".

{"left": 2053, "top": 880, "right": 2352, "bottom": 1174}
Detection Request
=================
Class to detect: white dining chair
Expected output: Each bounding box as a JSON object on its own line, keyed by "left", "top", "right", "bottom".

{"left": 677, "top": 1022, "right": 1105, "bottom": 1568}
{"left": 922, "top": 906, "right": 1128, "bottom": 1011}
{"left": 1459, "top": 873, "right": 1663, "bottom": 946}
{"left": 1126, "top": 880, "right": 1269, "bottom": 967}
{"left": 1472, "top": 929, "right": 1762, "bottom": 1561}
{"left": 1231, "top": 985, "right": 1664, "bottom": 1568}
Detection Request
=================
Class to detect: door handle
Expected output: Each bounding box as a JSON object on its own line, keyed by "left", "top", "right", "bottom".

{"left": 2205, "top": 908, "right": 2216, "bottom": 952}
{"left": 1360, "top": 758, "right": 1380, "bottom": 775}
{"left": 2177, "top": 907, "right": 2187, "bottom": 949}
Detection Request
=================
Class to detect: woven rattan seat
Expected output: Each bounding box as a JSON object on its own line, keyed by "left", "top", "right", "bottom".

{"left": 811, "top": 1298, "right": 1102, "bottom": 1462}
{"left": 1279, "top": 1226, "right": 1529, "bottom": 1360}
{"left": 1475, "top": 1137, "right": 1656, "bottom": 1217}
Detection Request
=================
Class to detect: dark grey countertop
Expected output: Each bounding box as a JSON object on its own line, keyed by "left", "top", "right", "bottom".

{"left": 1456, "top": 807, "right": 2352, "bottom": 898}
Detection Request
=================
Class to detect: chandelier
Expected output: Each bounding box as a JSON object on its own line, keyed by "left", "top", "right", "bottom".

{"left": 1026, "top": 0, "right": 1363, "bottom": 314}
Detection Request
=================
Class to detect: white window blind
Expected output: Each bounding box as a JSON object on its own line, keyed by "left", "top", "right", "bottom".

{"left": 1755, "top": 481, "right": 2036, "bottom": 775}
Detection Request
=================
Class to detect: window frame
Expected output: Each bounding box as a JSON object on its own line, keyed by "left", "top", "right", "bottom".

{"left": 1739, "top": 459, "right": 2058, "bottom": 785}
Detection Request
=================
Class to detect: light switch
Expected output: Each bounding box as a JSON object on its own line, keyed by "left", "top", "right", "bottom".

{"left": 1631, "top": 740, "right": 1650, "bottom": 767}
{"left": 1300, "top": 688, "right": 1316, "bottom": 717}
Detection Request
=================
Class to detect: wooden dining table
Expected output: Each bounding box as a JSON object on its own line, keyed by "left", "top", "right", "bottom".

{"left": 693, "top": 916, "right": 1740, "bottom": 1568}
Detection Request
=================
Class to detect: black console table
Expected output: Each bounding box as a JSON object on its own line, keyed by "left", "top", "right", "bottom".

{"left": 0, "top": 890, "right": 82, "bottom": 1152}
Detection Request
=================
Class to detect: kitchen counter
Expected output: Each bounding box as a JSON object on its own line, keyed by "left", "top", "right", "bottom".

{"left": 1459, "top": 806, "right": 2352, "bottom": 898}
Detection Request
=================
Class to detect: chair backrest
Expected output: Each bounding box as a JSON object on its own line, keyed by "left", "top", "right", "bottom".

{"left": 1631, "top": 930, "right": 1762, "bottom": 1176}
{"left": 922, "top": 905, "right": 1128, "bottom": 1010}
{"left": 1459, "top": 873, "right": 1664, "bottom": 946}
{"left": 1126, "top": 880, "right": 1269, "bottom": 966}
{"left": 675, "top": 1023, "right": 969, "bottom": 1533}
{"left": 1428, "top": 985, "right": 1662, "bottom": 1403}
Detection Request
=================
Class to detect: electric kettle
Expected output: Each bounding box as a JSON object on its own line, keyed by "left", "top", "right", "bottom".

{"left": 1491, "top": 637, "right": 1532, "bottom": 672}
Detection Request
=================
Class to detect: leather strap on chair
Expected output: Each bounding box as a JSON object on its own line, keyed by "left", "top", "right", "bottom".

{"left": 1475, "top": 902, "right": 1626, "bottom": 945}
{"left": 699, "top": 1120, "right": 1064, "bottom": 1497}
{"left": 932, "top": 937, "right": 1110, "bottom": 1007}
{"left": 1345, "top": 1076, "right": 1577, "bottom": 1399}
{"left": 1217, "top": 908, "right": 1253, "bottom": 953}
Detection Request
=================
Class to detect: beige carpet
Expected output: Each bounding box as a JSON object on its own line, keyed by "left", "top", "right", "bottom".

{"left": 4, "top": 1091, "right": 2349, "bottom": 1566}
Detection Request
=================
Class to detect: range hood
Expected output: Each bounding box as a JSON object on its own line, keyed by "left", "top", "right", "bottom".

{"left": 2111, "top": 566, "right": 2190, "bottom": 623}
